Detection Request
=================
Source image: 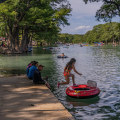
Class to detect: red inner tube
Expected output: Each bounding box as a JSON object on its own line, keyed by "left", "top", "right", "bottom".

{"left": 66, "top": 84, "right": 100, "bottom": 98}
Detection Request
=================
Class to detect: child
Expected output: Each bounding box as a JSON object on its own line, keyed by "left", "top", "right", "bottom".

{"left": 57, "top": 58, "right": 82, "bottom": 88}
{"left": 27, "top": 61, "right": 38, "bottom": 79}
{"left": 26, "top": 61, "right": 36, "bottom": 76}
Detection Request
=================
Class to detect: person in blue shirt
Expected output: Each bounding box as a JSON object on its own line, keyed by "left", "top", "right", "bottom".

{"left": 27, "top": 61, "right": 38, "bottom": 79}
{"left": 26, "top": 61, "right": 36, "bottom": 76}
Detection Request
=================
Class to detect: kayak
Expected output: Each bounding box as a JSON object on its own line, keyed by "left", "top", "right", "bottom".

{"left": 66, "top": 84, "right": 100, "bottom": 99}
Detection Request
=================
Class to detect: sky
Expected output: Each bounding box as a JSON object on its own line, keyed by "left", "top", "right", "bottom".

{"left": 61, "top": 0, "right": 120, "bottom": 34}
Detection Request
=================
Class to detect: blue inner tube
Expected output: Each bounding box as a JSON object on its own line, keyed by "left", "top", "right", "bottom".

{"left": 57, "top": 55, "right": 68, "bottom": 58}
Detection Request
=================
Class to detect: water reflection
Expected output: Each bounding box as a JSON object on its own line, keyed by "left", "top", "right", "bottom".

{"left": 66, "top": 96, "right": 100, "bottom": 107}
{"left": 0, "top": 68, "right": 25, "bottom": 75}
{"left": 0, "top": 47, "right": 53, "bottom": 76}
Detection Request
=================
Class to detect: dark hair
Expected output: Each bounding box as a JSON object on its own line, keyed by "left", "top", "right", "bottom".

{"left": 33, "top": 61, "right": 38, "bottom": 66}
{"left": 30, "top": 61, "right": 38, "bottom": 66}
{"left": 38, "top": 65, "right": 44, "bottom": 67}
{"left": 28, "top": 61, "right": 37, "bottom": 66}
{"left": 65, "top": 58, "right": 76, "bottom": 70}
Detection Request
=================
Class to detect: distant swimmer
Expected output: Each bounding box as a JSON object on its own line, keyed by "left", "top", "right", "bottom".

{"left": 57, "top": 53, "right": 68, "bottom": 58}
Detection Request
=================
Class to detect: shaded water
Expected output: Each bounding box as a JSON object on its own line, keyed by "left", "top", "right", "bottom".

{"left": 0, "top": 45, "right": 120, "bottom": 120}
{"left": 0, "top": 48, "right": 54, "bottom": 77}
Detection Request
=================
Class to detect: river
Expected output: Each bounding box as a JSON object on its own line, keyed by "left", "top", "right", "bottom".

{"left": 0, "top": 45, "right": 120, "bottom": 120}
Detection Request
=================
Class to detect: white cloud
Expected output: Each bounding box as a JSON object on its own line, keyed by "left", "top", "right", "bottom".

{"left": 68, "top": 0, "right": 102, "bottom": 16}
{"left": 74, "top": 25, "right": 91, "bottom": 31}
{"left": 61, "top": 24, "right": 93, "bottom": 34}
{"left": 61, "top": 0, "right": 119, "bottom": 34}
{"left": 61, "top": 0, "right": 103, "bottom": 34}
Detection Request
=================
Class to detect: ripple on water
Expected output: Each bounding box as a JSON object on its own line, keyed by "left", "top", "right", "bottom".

{"left": 53, "top": 45, "right": 120, "bottom": 120}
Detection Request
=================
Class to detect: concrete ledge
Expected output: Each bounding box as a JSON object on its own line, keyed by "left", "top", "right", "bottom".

{"left": 0, "top": 75, "right": 74, "bottom": 120}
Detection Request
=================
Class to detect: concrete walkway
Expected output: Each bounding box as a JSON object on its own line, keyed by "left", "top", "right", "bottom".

{"left": 0, "top": 75, "right": 74, "bottom": 120}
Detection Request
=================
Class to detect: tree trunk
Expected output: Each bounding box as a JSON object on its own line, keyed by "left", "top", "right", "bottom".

{"left": 13, "top": 26, "right": 20, "bottom": 52}
{"left": 20, "top": 26, "right": 30, "bottom": 53}
{"left": 7, "top": 23, "right": 20, "bottom": 53}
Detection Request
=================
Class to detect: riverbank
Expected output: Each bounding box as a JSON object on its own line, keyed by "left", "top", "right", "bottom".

{"left": 0, "top": 75, "right": 74, "bottom": 120}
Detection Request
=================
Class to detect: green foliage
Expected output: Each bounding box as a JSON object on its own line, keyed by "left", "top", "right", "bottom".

{"left": 58, "top": 22, "right": 120, "bottom": 44}
{"left": 83, "top": 22, "right": 120, "bottom": 43}
{"left": 58, "top": 33, "right": 83, "bottom": 43}
{"left": 0, "top": 0, "right": 71, "bottom": 50}
{"left": 83, "top": 0, "right": 120, "bottom": 22}
{"left": 0, "top": 0, "right": 7, "bottom": 3}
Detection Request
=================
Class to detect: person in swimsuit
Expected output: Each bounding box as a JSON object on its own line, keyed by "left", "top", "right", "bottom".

{"left": 57, "top": 58, "right": 82, "bottom": 88}
{"left": 61, "top": 53, "right": 65, "bottom": 57}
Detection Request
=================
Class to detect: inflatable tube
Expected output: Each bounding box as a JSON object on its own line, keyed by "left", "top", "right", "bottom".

{"left": 57, "top": 55, "right": 68, "bottom": 58}
{"left": 66, "top": 84, "right": 100, "bottom": 99}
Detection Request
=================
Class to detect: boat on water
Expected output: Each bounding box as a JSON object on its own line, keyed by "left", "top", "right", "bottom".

{"left": 66, "top": 80, "right": 100, "bottom": 99}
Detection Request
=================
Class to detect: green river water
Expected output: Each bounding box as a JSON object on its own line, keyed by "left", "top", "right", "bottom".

{"left": 0, "top": 45, "right": 120, "bottom": 120}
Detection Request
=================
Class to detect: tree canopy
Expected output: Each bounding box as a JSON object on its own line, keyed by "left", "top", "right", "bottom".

{"left": 0, "top": 0, "right": 71, "bottom": 53}
{"left": 58, "top": 22, "right": 120, "bottom": 44}
{"left": 83, "top": 0, "right": 120, "bottom": 22}
{"left": 83, "top": 22, "right": 120, "bottom": 44}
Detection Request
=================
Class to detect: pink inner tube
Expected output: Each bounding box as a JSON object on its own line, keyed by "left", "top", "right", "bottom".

{"left": 66, "top": 84, "right": 100, "bottom": 99}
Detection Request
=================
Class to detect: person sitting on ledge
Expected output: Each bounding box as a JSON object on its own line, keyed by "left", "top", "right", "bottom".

{"left": 26, "top": 61, "right": 37, "bottom": 76}
{"left": 33, "top": 65, "right": 50, "bottom": 88}
{"left": 27, "top": 61, "right": 38, "bottom": 80}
